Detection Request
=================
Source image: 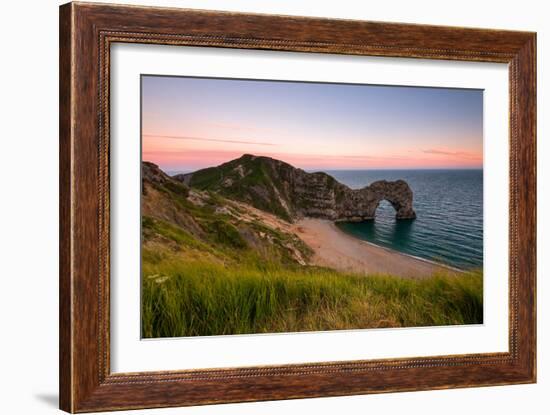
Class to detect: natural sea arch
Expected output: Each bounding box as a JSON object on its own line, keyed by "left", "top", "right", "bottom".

{"left": 331, "top": 179, "right": 417, "bottom": 222}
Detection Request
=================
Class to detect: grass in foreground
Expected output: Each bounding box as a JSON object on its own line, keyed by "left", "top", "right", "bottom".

{"left": 141, "top": 251, "right": 483, "bottom": 338}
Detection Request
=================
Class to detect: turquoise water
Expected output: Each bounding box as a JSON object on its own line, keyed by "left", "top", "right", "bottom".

{"left": 326, "top": 170, "right": 483, "bottom": 270}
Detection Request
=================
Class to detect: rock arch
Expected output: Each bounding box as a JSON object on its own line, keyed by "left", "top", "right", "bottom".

{"left": 332, "top": 179, "right": 416, "bottom": 222}
{"left": 367, "top": 180, "right": 417, "bottom": 220}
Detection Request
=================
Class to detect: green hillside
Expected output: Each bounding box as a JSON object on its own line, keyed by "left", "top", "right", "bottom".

{"left": 175, "top": 154, "right": 300, "bottom": 221}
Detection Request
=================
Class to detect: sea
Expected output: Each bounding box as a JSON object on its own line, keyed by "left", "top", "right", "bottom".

{"left": 323, "top": 170, "right": 483, "bottom": 270}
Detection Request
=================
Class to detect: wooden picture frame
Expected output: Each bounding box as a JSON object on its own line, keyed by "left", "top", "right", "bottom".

{"left": 59, "top": 2, "right": 536, "bottom": 412}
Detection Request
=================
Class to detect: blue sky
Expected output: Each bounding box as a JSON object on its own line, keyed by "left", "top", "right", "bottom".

{"left": 142, "top": 75, "right": 483, "bottom": 171}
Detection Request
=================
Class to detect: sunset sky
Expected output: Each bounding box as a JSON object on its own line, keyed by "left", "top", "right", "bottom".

{"left": 142, "top": 75, "right": 483, "bottom": 173}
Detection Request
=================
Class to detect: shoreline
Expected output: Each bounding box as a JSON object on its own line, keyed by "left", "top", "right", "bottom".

{"left": 292, "top": 218, "right": 459, "bottom": 279}
{"left": 334, "top": 223, "right": 465, "bottom": 274}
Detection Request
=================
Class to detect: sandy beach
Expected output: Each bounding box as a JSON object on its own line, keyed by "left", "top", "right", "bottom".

{"left": 228, "top": 198, "right": 458, "bottom": 279}
{"left": 292, "top": 218, "right": 458, "bottom": 279}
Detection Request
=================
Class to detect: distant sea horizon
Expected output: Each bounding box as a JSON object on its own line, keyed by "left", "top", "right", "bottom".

{"left": 164, "top": 167, "right": 483, "bottom": 176}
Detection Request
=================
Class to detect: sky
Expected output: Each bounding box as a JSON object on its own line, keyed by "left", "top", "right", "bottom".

{"left": 142, "top": 75, "right": 483, "bottom": 173}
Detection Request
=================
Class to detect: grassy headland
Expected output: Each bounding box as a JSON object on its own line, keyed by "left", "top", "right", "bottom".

{"left": 141, "top": 160, "right": 483, "bottom": 338}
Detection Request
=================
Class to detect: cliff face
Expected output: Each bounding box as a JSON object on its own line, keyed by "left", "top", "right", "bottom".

{"left": 175, "top": 154, "right": 416, "bottom": 222}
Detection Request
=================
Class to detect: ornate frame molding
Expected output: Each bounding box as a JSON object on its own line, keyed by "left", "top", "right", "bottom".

{"left": 60, "top": 2, "right": 536, "bottom": 412}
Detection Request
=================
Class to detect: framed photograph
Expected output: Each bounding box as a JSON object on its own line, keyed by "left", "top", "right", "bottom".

{"left": 59, "top": 2, "right": 536, "bottom": 412}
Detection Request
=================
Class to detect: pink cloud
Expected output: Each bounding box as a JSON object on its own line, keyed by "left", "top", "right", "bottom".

{"left": 143, "top": 134, "right": 275, "bottom": 146}
{"left": 422, "top": 148, "right": 482, "bottom": 161}
{"left": 144, "top": 148, "right": 483, "bottom": 172}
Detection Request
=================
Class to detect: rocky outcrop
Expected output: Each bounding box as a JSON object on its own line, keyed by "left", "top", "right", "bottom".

{"left": 175, "top": 154, "right": 416, "bottom": 222}
{"left": 335, "top": 179, "right": 416, "bottom": 221}
{"left": 143, "top": 161, "right": 172, "bottom": 185}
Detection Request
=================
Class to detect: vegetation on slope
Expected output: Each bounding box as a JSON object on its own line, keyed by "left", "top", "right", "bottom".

{"left": 142, "top": 246, "right": 483, "bottom": 337}
{"left": 142, "top": 161, "right": 312, "bottom": 267}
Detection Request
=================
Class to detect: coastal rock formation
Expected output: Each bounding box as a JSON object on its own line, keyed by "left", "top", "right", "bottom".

{"left": 336, "top": 179, "right": 416, "bottom": 221}
{"left": 175, "top": 154, "right": 416, "bottom": 222}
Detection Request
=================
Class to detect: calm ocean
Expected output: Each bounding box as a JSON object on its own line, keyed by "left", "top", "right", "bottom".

{"left": 324, "top": 170, "right": 483, "bottom": 270}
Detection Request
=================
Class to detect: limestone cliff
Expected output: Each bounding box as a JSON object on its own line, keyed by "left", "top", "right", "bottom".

{"left": 175, "top": 154, "right": 416, "bottom": 222}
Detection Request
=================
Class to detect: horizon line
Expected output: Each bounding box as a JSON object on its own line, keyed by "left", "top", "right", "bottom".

{"left": 157, "top": 166, "right": 483, "bottom": 176}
